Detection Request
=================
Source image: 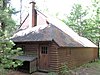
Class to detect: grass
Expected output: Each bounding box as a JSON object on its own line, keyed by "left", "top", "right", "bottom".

{"left": 70, "top": 59, "right": 100, "bottom": 75}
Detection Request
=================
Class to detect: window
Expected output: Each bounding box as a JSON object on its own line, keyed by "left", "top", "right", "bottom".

{"left": 41, "top": 46, "right": 48, "bottom": 54}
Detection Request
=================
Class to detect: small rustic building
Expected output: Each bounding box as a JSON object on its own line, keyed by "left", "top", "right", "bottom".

{"left": 11, "top": 1, "right": 98, "bottom": 73}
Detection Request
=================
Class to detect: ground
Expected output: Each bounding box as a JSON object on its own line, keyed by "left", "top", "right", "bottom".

{"left": 6, "top": 60, "right": 100, "bottom": 75}
{"left": 7, "top": 71, "right": 48, "bottom": 75}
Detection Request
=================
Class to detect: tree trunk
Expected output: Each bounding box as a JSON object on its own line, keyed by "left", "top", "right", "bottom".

{"left": 1, "top": 0, "right": 7, "bottom": 31}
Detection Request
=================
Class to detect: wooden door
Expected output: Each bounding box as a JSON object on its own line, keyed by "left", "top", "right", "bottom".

{"left": 39, "top": 45, "right": 49, "bottom": 70}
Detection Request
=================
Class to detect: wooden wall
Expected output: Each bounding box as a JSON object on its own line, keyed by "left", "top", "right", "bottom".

{"left": 16, "top": 42, "right": 38, "bottom": 56}
{"left": 49, "top": 41, "right": 59, "bottom": 72}
{"left": 16, "top": 42, "right": 60, "bottom": 72}
{"left": 25, "top": 44, "right": 38, "bottom": 56}
{"left": 58, "top": 47, "right": 98, "bottom": 68}
{"left": 15, "top": 42, "right": 98, "bottom": 73}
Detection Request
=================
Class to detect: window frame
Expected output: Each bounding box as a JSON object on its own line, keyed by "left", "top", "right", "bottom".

{"left": 41, "top": 46, "right": 48, "bottom": 54}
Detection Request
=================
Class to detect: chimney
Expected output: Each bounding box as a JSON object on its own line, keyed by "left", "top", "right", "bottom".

{"left": 29, "top": 1, "right": 37, "bottom": 28}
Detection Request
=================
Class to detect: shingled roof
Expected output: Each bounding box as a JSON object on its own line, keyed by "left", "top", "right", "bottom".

{"left": 11, "top": 10, "right": 97, "bottom": 47}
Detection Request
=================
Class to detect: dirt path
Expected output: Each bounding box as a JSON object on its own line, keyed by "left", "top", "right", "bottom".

{"left": 7, "top": 71, "right": 48, "bottom": 75}
{"left": 7, "top": 67, "right": 100, "bottom": 75}
{"left": 70, "top": 67, "right": 100, "bottom": 75}
{"left": 6, "top": 61, "right": 100, "bottom": 75}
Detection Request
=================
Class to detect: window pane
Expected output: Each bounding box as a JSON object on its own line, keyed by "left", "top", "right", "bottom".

{"left": 41, "top": 46, "right": 48, "bottom": 54}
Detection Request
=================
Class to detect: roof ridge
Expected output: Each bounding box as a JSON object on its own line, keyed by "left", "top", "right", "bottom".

{"left": 36, "top": 9, "right": 47, "bottom": 18}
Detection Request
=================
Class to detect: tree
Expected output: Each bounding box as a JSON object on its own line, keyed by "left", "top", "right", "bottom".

{"left": 62, "top": 2, "right": 100, "bottom": 43}
{"left": 62, "top": 3, "right": 88, "bottom": 36}
{"left": 0, "top": 0, "right": 17, "bottom": 36}
{"left": 0, "top": 0, "right": 23, "bottom": 74}
{"left": 81, "top": 0, "right": 100, "bottom": 43}
{"left": 90, "top": 0, "right": 100, "bottom": 43}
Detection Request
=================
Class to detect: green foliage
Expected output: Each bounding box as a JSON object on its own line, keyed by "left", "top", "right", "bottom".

{"left": 70, "top": 60, "right": 100, "bottom": 75}
{"left": 62, "top": 1, "right": 100, "bottom": 43}
{"left": 0, "top": 33, "right": 23, "bottom": 75}
{"left": 88, "top": 60, "right": 100, "bottom": 67}
{"left": 76, "top": 59, "right": 100, "bottom": 70}
{"left": 48, "top": 63, "right": 70, "bottom": 75}
{"left": 90, "top": 0, "right": 100, "bottom": 43}
{"left": 0, "top": 68, "right": 8, "bottom": 75}
{"left": 0, "top": 0, "right": 23, "bottom": 74}
{"left": 62, "top": 4, "right": 88, "bottom": 36}
{"left": 60, "top": 63, "right": 70, "bottom": 75}
{"left": 0, "top": 7, "right": 17, "bottom": 36}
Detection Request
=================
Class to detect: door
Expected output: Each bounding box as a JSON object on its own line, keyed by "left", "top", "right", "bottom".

{"left": 39, "top": 45, "right": 49, "bottom": 70}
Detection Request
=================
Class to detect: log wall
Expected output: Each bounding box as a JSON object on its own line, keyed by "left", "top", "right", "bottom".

{"left": 49, "top": 41, "right": 59, "bottom": 72}
{"left": 16, "top": 43, "right": 38, "bottom": 56}
{"left": 15, "top": 42, "right": 98, "bottom": 73}
{"left": 58, "top": 47, "right": 98, "bottom": 68}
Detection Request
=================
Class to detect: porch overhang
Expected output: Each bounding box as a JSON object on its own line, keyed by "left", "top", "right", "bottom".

{"left": 12, "top": 55, "right": 37, "bottom": 61}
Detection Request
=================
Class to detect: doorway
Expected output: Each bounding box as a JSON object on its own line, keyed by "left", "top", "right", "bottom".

{"left": 39, "top": 45, "right": 49, "bottom": 71}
